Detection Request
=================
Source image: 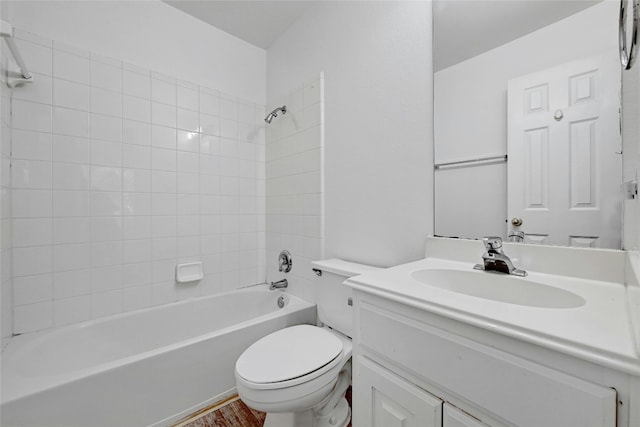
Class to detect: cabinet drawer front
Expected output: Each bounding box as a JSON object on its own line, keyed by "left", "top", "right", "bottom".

{"left": 354, "top": 356, "right": 443, "bottom": 427}
{"left": 359, "top": 304, "right": 617, "bottom": 427}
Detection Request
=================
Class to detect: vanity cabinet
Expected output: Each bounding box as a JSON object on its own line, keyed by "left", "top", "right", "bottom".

{"left": 356, "top": 355, "right": 488, "bottom": 427}
{"left": 351, "top": 293, "right": 621, "bottom": 427}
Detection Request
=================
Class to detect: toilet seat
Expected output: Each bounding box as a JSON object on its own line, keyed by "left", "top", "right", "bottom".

{"left": 235, "top": 325, "right": 344, "bottom": 390}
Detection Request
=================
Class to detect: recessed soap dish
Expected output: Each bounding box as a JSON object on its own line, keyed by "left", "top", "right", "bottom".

{"left": 176, "top": 262, "right": 204, "bottom": 283}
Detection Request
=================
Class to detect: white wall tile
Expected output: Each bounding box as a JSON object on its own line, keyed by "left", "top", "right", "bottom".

{"left": 123, "top": 144, "right": 151, "bottom": 169}
{"left": 90, "top": 114, "right": 121, "bottom": 142}
{"left": 123, "top": 120, "right": 152, "bottom": 146}
{"left": 53, "top": 163, "right": 89, "bottom": 190}
{"left": 91, "top": 60, "right": 122, "bottom": 92}
{"left": 12, "top": 159, "right": 52, "bottom": 189}
{"left": 53, "top": 243, "right": 91, "bottom": 272}
{"left": 12, "top": 130, "right": 52, "bottom": 161}
{"left": 123, "top": 95, "right": 151, "bottom": 123}
{"left": 53, "top": 79, "right": 89, "bottom": 111}
{"left": 53, "top": 217, "right": 90, "bottom": 244}
{"left": 14, "top": 274, "right": 53, "bottom": 305}
{"left": 14, "top": 246, "right": 53, "bottom": 276}
{"left": 91, "top": 88, "right": 122, "bottom": 117}
{"left": 91, "top": 217, "right": 123, "bottom": 242}
{"left": 91, "top": 266, "right": 123, "bottom": 293}
{"left": 53, "top": 106, "right": 88, "bottom": 137}
{"left": 92, "top": 290, "right": 123, "bottom": 318}
{"left": 91, "top": 241, "right": 123, "bottom": 267}
{"left": 13, "top": 218, "right": 53, "bottom": 247}
{"left": 123, "top": 193, "right": 151, "bottom": 216}
{"left": 53, "top": 191, "right": 89, "bottom": 217}
{"left": 13, "top": 100, "right": 52, "bottom": 133}
{"left": 151, "top": 125, "right": 176, "bottom": 150}
{"left": 53, "top": 134, "right": 89, "bottom": 164}
{"left": 220, "top": 95, "right": 238, "bottom": 120}
{"left": 123, "top": 285, "right": 152, "bottom": 311}
{"left": 13, "top": 189, "right": 53, "bottom": 218}
{"left": 152, "top": 171, "right": 177, "bottom": 193}
{"left": 53, "top": 49, "right": 90, "bottom": 84}
{"left": 8, "top": 33, "right": 266, "bottom": 331}
{"left": 178, "top": 85, "right": 198, "bottom": 111}
{"left": 177, "top": 109, "right": 199, "bottom": 132}
{"left": 90, "top": 140, "right": 122, "bottom": 167}
{"left": 14, "top": 301, "right": 54, "bottom": 333}
{"left": 152, "top": 102, "right": 177, "bottom": 128}
{"left": 53, "top": 269, "right": 92, "bottom": 299}
{"left": 123, "top": 70, "right": 150, "bottom": 99}
{"left": 152, "top": 78, "right": 176, "bottom": 105}
{"left": 91, "top": 166, "right": 122, "bottom": 191}
{"left": 124, "top": 216, "right": 151, "bottom": 240}
{"left": 54, "top": 295, "right": 91, "bottom": 326}
{"left": 152, "top": 148, "right": 177, "bottom": 171}
{"left": 123, "top": 239, "right": 152, "bottom": 264}
{"left": 123, "top": 168, "right": 151, "bottom": 193}
{"left": 90, "top": 191, "right": 122, "bottom": 216}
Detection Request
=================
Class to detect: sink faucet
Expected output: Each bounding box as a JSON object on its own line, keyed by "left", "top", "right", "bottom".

{"left": 269, "top": 278, "right": 288, "bottom": 290}
{"left": 473, "top": 237, "right": 527, "bottom": 277}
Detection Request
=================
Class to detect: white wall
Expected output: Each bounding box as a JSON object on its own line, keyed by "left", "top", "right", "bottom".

{"left": 6, "top": 0, "right": 266, "bottom": 104}
{"left": 268, "top": 1, "right": 434, "bottom": 268}
{"left": 434, "top": 1, "right": 618, "bottom": 240}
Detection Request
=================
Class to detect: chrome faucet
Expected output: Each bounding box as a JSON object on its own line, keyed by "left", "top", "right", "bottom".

{"left": 269, "top": 278, "right": 288, "bottom": 290}
{"left": 473, "top": 237, "right": 527, "bottom": 277}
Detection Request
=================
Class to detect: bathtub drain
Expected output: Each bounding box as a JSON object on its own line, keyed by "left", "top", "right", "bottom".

{"left": 277, "top": 296, "right": 285, "bottom": 308}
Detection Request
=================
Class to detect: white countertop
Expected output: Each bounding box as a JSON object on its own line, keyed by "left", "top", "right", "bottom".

{"left": 346, "top": 256, "right": 640, "bottom": 376}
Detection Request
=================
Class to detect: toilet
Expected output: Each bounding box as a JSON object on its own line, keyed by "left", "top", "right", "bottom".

{"left": 235, "top": 259, "right": 380, "bottom": 427}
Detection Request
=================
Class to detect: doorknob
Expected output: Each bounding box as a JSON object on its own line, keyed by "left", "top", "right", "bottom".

{"left": 511, "top": 217, "right": 523, "bottom": 226}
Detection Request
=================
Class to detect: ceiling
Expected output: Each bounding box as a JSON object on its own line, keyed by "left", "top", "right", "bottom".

{"left": 163, "top": 1, "right": 318, "bottom": 49}
{"left": 164, "top": 0, "right": 602, "bottom": 67}
{"left": 433, "top": 0, "right": 601, "bottom": 70}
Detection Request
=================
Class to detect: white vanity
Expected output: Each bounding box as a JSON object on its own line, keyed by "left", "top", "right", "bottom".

{"left": 345, "top": 237, "right": 640, "bottom": 427}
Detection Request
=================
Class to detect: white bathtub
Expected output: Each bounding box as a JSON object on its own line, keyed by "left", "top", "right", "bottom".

{"left": 1, "top": 286, "right": 316, "bottom": 427}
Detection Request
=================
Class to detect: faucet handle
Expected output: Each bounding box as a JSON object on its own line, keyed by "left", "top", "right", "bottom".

{"left": 482, "top": 236, "right": 503, "bottom": 251}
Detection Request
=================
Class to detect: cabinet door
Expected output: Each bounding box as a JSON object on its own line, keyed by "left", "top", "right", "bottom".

{"left": 353, "top": 357, "right": 442, "bottom": 427}
{"left": 444, "top": 403, "right": 489, "bottom": 427}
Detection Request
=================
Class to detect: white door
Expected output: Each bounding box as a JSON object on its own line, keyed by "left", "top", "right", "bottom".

{"left": 507, "top": 55, "right": 621, "bottom": 248}
{"left": 353, "top": 357, "right": 442, "bottom": 427}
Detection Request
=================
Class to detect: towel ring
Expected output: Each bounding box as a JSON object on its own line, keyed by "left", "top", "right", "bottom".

{"left": 620, "top": 0, "right": 639, "bottom": 70}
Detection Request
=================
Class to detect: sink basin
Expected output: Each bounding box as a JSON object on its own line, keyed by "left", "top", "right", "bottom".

{"left": 410, "top": 269, "right": 585, "bottom": 309}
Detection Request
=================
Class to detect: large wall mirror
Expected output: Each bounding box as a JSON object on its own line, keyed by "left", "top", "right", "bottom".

{"left": 433, "top": 0, "right": 623, "bottom": 249}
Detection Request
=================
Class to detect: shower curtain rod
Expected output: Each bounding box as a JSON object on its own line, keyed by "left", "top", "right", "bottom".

{"left": 1, "top": 20, "right": 33, "bottom": 88}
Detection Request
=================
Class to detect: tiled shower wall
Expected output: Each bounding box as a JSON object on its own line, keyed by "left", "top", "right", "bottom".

{"left": 265, "top": 74, "right": 323, "bottom": 302}
{"left": 9, "top": 30, "right": 265, "bottom": 334}
{"left": 1, "top": 43, "right": 13, "bottom": 342}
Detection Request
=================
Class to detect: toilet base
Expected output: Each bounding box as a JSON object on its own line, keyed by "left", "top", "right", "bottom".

{"left": 262, "top": 397, "right": 350, "bottom": 427}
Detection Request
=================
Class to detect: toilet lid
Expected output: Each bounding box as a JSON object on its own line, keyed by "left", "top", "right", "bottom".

{"left": 235, "top": 325, "right": 343, "bottom": 384}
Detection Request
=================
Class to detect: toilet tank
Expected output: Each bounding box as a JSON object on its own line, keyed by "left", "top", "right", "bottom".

{"left": 311, "top": 259, "right": 381, "bottom": 338}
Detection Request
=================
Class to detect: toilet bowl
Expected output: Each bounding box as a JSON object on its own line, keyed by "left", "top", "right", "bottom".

{"left": 235, "top": 324, "right": 352, "bottom": 427}
{"left": 235, "top": 259, "right": 381, "bottom": 427}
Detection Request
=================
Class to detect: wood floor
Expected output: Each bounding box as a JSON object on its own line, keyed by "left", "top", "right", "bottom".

{"left": 177, "top": 387, "right": 352, "bottom": 427}
{"left": 176, "top": 396, "right": 266, "bottom": 427}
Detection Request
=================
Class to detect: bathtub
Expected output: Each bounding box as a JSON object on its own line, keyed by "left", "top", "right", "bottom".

{"left": 1, "top": 286, "right": 316, "bottom": 427}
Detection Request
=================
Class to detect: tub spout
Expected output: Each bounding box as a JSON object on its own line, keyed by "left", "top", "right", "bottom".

{"left": 269, "top": 279, "right": 288, "bottom": 290}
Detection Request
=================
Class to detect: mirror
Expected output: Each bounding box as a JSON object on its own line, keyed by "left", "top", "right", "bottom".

{"left": 433, "top": 0, "right": 623, "bottom": 249}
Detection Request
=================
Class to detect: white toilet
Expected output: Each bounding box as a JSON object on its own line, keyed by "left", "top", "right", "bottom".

{"left": 235, "top": 259, "right": 379, "bottom": 427}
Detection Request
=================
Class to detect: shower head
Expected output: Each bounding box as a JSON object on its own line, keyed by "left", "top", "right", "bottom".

{"left": 264, "top": 105, "right": 287, "bottom": 124}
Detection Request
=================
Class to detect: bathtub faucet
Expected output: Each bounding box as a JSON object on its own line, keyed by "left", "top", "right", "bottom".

{"left": 269, "top": 279, "right": 288, "bottom": 290}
